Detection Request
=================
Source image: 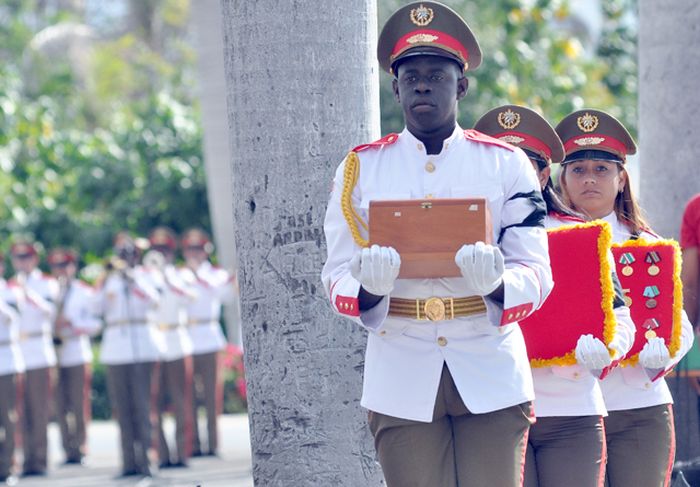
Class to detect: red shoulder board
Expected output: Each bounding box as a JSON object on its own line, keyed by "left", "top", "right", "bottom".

{"left": 549, "top": 211, "right": 585, "bottom": 223}
{"left": 352, "top": 133, "right": 400, "bottom": 153}
{"left": 463, "top": 129, "right": 515, "bottom": 152}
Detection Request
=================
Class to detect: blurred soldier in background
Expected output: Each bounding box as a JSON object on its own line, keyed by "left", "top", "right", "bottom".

{"left": 147, "top": 227, "right": 194, "bottom": 469}
{"left": 0, "top": 254, "right": 24, "bottom": 486}
{"left": 181, "top": 228, "right": 235, "bottom": 457}
{"left": 98, "top": 232, "right": 163, "bottom": 479}
{"left": 48, "top": 247, "right": 101, "bottom": 466}
{"left": 9, "top": 240, "right": 58, "bottom": 477}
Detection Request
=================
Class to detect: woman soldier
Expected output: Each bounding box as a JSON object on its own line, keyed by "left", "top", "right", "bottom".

{"left": 475, "top": 105, "right": 635, "bottom": 487}
{"left": 556, "top": 109, "right": 695, "bottom": 487}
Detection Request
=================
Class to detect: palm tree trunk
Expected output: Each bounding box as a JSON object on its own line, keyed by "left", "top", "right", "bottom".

{"left": 219, "top": 0, "right": 383, "bottom": 484}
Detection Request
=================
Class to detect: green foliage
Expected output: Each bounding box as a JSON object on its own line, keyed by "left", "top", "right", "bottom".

{"left": 0, "top": 0, "right": 209, "bottom": 258}
{"left": 378, "top": 0, "right": 637, "bottom": 135}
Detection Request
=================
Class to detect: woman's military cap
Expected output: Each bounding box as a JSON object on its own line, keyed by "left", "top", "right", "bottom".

{"left": 555, "top": 109, "right": 636, "bottom": 164}
{"left": 474, "top": 105, "right": 565, "bottom": 164}
{"left": 377, "top": 1, "right": 482, "bottom": 75}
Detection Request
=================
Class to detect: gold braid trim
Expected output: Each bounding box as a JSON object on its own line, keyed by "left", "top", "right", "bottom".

{"left": 528, "top": 220, "right": 615, "bottom": 368}
{"left": 341, "top": 151, "right": 369, "bottom": 248}
{"left": 614, "top": 237, "right": 683, "bottom": 367}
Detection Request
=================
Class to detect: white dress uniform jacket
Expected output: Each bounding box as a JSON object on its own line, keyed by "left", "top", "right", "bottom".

{"left": 149, "top": 265, "right": 194, "bottom": 362}
{"left": 9, "top": 269, "right": 58, "bottom": 370}
{"left": 532, "top": 214, "right": 636, "bottom": 417}
{"left": 98, "top": 268, "right": 165, "bottom": 365}
{"left": 186, "top": 261, "right": 234, "bottom": 356}
{"left": 599, "top": 212, "right": 695, "bottom": 411}
{"left": 56, "top": 279, "right": 102, "bottom": 368}
{"left": 0, "top": 281, "right": 24, "bottom": 376}
{"left": 322, "top": 126, "right": 554, "bottom": 422}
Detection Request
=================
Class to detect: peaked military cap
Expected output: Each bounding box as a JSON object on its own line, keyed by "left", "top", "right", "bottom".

{"left": 10, "top": 241, "right": 38, "bottom": 258}
{"left": 474, "top": 105, "right": 565, "bottom": 164}
{"left": 555, "top": 109, "right": 636, "bottom": 164}
{"left": 149, "top": 226, "right": 177, "bottom": 250}
{"left": 378, "top": 1, "right": 482, "bottom": 75}
{"left": 47, "top": 247, "right": 77, "bottom": 266}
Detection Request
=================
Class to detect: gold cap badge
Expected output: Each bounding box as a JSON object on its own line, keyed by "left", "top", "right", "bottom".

{"left": 577, "top": 113, "right": 599, "bottom": 133}
{"left": 499, "top": 135, "right": 525, "bottom": 145}
{"left": 410, "top": 4, "right": 434, "bottom": 26}
{"left": 573, "top": 136, "right": 606, "bottom": 147}
{"left": 497, "top": 109, "right": 521, "bottom": 130}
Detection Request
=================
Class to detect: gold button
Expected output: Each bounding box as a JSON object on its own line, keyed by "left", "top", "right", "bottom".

{"left": 380, "top": 330, "right": 387, "bottom": 336}
{"left": 645, "top": 383, "right": 651, "bottom": 389}
{"left": 437, "top": 336, "right": 448, "bottom": 347}
{"left": 417, "top": 143, "right": 423, "bottom": 151}
{"left": 425, "top": 161, "right": 435, "bottom": 173}
{"left": 425, "top": 194, "right": 434, "bottom": 199}
{"left": 573, "top": 372, "right": 580, "bottom": 379}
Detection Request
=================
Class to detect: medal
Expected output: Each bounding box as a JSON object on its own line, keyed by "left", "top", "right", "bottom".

{"left": 643, "top": 285, "right": 660, "bottom": 309}
{"left": 619, "top": 252, "right": 635, "bottom": 276}
{"left": 622, "top": 288, "right": 632, "bottom": 307}
{"left": 645, "top": 251, "right": 661, "bottom": 276}
{"left": 643, "top": 318, "right": 660, "bottom": 340}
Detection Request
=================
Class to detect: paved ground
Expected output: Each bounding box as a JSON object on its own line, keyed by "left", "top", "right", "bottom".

{"left": 14, "top": 414, "right": 253, "bottom": 487}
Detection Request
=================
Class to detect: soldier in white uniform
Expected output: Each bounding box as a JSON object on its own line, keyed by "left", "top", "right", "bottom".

{"left": 475, "top": 105, "right": 637, "bottom": 487}
{"left": 0, "top": 256, "right": 24, "bottom": 486}
{"left": 48, "top": 248, "right": 101, "bottom": 466}
{"left": 98, "top": 233, "right": 164, "bottom": 479}
{"left": 181, "top": 228, "right": 235, "bottom": 457}
{"left": 9, "top": 241, "right": 58, "bottom": 477}
{"left": 556, "top": 110, "right": 695, "bottom": 487}
{"left": 147, "top": 227, "right": 195, "bottom": 468}
{"left": 322, "top": 3, "right": 553, "bottom": 486}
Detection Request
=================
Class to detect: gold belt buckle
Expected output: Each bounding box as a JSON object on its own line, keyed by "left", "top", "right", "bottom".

{"left": 423, "top": 297, "right": 446, "bottom": 321}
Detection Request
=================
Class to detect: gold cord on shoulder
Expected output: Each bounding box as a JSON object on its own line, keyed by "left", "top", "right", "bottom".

{"left": 341, "top": 151, "right": 369, "bottom": 248}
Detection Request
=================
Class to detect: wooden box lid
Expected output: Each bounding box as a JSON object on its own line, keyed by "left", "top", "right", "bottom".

{"left": 369, "top": 198, "right": 492, "bottom": 278}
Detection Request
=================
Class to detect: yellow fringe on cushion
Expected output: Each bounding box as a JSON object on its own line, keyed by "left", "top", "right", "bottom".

{"left": 341, "top": 151, "right": 369, "bottom": 248}
{"left": 529, "top": 220, "right": 616, "bottom": 368}
{"left": 612, "top": 238, "right": 683, "bottom": 367}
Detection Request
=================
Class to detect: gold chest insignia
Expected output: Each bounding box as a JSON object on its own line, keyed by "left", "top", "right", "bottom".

{"left": 407, "top": 33, "right": 439, "bottom": 44}
{"left": 577, "top": 113, "right": 599, "bottom": 133}
{"left": 498, "top": 135, "right": 525, "bottom": 144}
{"left": 410, "top": 4, "right": 434, "bottom": 26}
{"left": 573, "top": 136, "right": 606, "bottom": 146}
{"left": 498, "top": 109, "right": 521, "bottom": 130}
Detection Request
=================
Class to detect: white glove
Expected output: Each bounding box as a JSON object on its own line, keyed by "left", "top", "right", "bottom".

{"left": 454, "top": 241, "right": 505, "bottom": 296}
{"left": 639, "top": 337, "right": 671, "bottom": 370}
{"left": 349, "top": 245, "right": 401, "bottom": 296}
{"left": 575, "top": 334, "right": 613, "bottom": 373}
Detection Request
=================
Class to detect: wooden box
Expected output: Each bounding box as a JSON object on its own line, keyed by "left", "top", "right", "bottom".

{"left": 369, "top": 198, "right": 492, "bottom": 278}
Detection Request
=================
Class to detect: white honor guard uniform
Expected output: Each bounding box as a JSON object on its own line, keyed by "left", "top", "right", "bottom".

{"left": 0, "top": 280, "right": 23, "bottom": 482}
{"left": 150, "top": 264, "right": 194, "bottom": 360}
{"left": 322, "top": 126, "right": 554, "bottom": 422}
{"left": 0, "top": 283, "right": 25, "bottom": 377}
{"left": 99, "top": 268, "right": 164, "bottom": 365}
{"left": 56, "top": 280, "right": 101, "bottom": 367}
{"left": 187, "top": 261, "right": 233, "bottom": 355}
{"left": 599, "top": 212, "right": 695, "bottom": 411}
{"left": 11, "top": 269, "right": 58, "bottom": 370}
